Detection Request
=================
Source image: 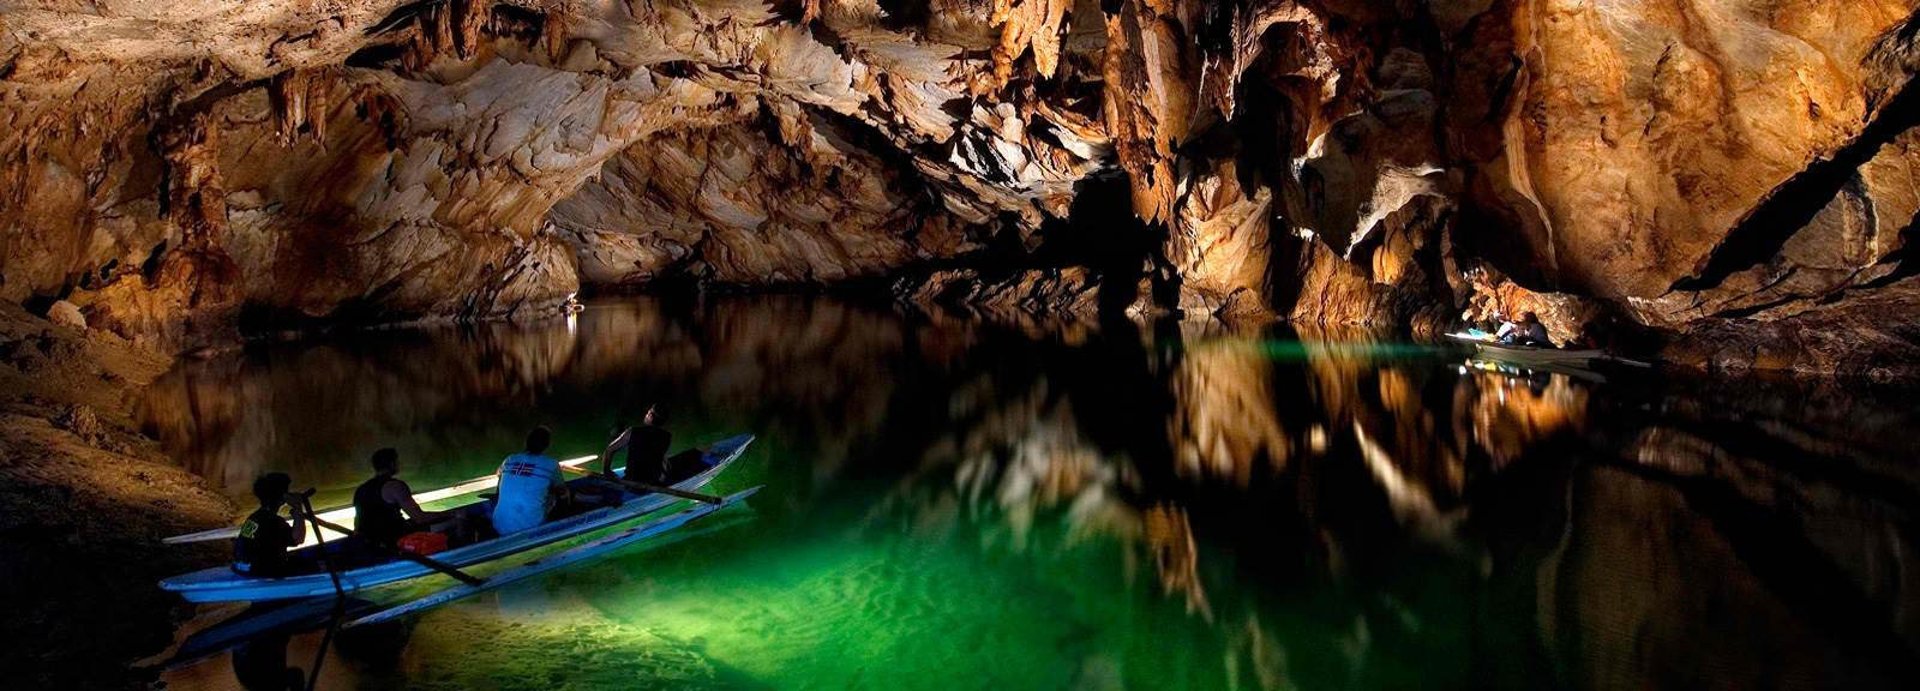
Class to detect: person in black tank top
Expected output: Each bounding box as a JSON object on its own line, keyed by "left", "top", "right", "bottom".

{"left": 353, "top": 448, "right": 456, "bottom": 549}
{"left": 597, "top": 404, "right": 674, "bottom": 484}
{"left": 629, "top": 407, "right": 673, "bottom": 484}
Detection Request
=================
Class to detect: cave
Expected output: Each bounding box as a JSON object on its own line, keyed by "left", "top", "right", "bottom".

{"left": 3, "top": 1, "right": 1920, "bottom": 688}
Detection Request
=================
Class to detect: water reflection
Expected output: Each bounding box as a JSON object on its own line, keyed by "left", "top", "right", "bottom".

{"left": 148, "top": 296, "right": 1920, "bottom": 689}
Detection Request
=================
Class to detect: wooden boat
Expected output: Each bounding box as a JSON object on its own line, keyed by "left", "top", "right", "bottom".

{"left": 158, "top": 434, "right": 753, "bottom": 603}
{"left": 347, "top": 486, "right": 761, "bottom": 628}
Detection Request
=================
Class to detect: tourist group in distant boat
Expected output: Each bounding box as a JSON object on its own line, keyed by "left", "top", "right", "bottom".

{"left": 1493, "top": 311, "right": 1551, "bottom": 347}
{"left": 231, "top": 404, "right": 685, "bottom": 579}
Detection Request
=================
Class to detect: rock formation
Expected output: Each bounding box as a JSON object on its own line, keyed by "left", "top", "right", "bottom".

{"left": 5, "top": 1, "right": 1920, "bottom": 373}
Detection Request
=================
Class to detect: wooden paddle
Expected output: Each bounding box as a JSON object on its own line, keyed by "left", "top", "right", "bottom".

{"left": 291, "top": 501, "right": 486, "bottom": 587}
{"left": 559, "top": 464, "right": 723, "bottom": 505}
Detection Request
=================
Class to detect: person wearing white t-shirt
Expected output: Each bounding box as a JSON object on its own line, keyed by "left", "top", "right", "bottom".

{"left": 491, "top": 427, "right": 568, "bottom": 535}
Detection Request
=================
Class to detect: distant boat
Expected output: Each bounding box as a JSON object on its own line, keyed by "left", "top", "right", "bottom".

{"left": 1446, "top": 332, "right": 1650, "bottom": 369}
{"left": 158, "top": 434, "right": 753, "bottom": 603}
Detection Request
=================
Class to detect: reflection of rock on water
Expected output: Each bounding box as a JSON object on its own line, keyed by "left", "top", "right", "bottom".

{"left": 140, "top": 295, "right": 938, "bottom": 497}
{"left": 1168, "top": 341, "right": 1290, "bottom": 485}
{"left": 1459, "top": 365, "right": 1589, "bottom": 469}
{"left": 138, "top": 298, "right": 1920, "bottom": 689}
{"left": 1144, "top": 505, "right": 1211, "bottom": 619}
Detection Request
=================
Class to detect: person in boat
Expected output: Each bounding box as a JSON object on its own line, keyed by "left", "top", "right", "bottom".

{"left": 599, "top": 404, "right": 673, "bottom": 485}
{"left": 1496, "top": 311, "right": 1551, "bottom": 347}
{"left": 233, "top": 472, "right": 307, "bottom": 578}
{"left": 491, "top": 426, "right": 569, "bottom": 535}
{"left": 354, "top": 447, "right": 459, "bottom": 549}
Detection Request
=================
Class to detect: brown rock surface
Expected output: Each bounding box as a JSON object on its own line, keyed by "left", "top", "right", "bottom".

{"left": 0, "top": 303, "right": 233, "bottom": 687}
{"left": 3, "top": 1, "right": 1920, "bottom": 373}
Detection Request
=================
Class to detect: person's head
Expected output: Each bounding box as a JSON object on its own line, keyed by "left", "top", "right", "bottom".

{"left": 525, "top": 426, "right": 552, "bottom": 455}
{"left": 1521, "top": 311, "right": 1539, "bottom": 324}
{"left": 370, "top": 447, "right": 399, "bottom": 476}
{"left": 643, "top": 404, "right": 666, "bottom": 426}
{"left": 253, "top": 472, "right": 292, "bottom": 508}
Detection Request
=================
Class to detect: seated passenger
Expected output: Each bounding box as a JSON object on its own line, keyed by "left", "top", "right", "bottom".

{"left": 354, "top": 447, "right": 458, "bottom": 549}
{"left": 233, "top": 472, "right": 307, "bottom": 577}
{"left": 491, "top": 427, "right": 568, "bottom": 535}
{"left": 1497, "top": 311, "right": 1551, "bottom": 347}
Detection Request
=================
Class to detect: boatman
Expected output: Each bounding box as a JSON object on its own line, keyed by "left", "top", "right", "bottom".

{"left": 598, "top": 404, "right": 673, "bottom": 484}
{"left": 233, "top": 472, "right": 307, "bottom": 578}
{"left": 491, "top": 426, "right": 568, "bottom": 535}
{"left": 354, "top": 447, "right": 458, "bottom": 549}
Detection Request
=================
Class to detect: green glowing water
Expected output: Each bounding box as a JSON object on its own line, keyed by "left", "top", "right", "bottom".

{"left": 148, "top": 296, "right": 1919, "bottom": 690}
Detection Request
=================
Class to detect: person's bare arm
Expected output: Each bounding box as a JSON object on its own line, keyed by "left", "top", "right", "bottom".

{"left": 288, "top": 502, "right": 309, "bottom": 544}
{"left": 599, "top": 428, "right": 631, "bottom": 475}
{"left": 385, "top": 479, "right": 449, "bottom": 522}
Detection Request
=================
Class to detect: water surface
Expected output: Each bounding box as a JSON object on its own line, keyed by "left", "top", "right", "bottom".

{"left": 144, "top": 296, "right": 1920, "bottom": 689}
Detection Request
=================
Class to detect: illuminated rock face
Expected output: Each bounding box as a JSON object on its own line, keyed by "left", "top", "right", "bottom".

{"left": 4, "top": 1, "right": 1920, "bottom": 371}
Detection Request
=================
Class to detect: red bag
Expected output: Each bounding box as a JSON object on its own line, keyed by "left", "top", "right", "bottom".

{"left": 397, "top": 531, "right": 449, "bottom": 556}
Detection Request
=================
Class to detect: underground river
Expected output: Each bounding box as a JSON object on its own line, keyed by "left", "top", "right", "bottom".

{"left": 139, "top": 296, "right": 1920, "bottom": 689}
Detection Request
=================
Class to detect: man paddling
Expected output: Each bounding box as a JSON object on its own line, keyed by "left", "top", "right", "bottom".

{"left": 354, "top": 447, "right": 459, "bottom": 549}
{"left": 232, "top": 472, "right": 307, "bottom": 578}
{"left": 491, "top": 427, "right": 569, "bottom": 535}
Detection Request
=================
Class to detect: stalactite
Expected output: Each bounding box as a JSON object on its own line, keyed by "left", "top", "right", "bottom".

{"left": 405, "top": 0, "right": 489, "bottom": 69}
{"left": 543, "top": 8, "right": 571, "bottom": 59}
{"left": 1100, "top": 0, "right": 1195, "bottom": 224}
{"left": 350, "top": 84, "right": 407, "bottom": 151}
{"left": 153, "top": 110, "right": 227, "bottom": 251}
{"left": 268, "top": 68, "right": 339, "bottom": 146}
{"left": 269, "top": 71, "right": 304, "bottom": 145}
{"left": 453, "top": 0, "right": 486, "bottom": 60}
{"left": 978, "top": 0, "right": 1073, "bottom": 93}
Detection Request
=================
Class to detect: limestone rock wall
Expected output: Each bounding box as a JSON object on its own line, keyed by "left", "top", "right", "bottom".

{"left": 4, "top": 1, "right": 1920, "bottom": 373}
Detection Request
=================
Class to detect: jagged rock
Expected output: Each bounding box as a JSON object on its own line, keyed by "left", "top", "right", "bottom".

{"left": 1169, "top": 160, "right": 1276, "bottom": 320}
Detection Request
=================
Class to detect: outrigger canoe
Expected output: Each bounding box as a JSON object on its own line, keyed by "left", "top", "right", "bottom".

{"left": 159, "top": 434, "right": 752, "bottom": 603}
{"left": 163, "top": 492, "right": 758, "bottom": 666}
